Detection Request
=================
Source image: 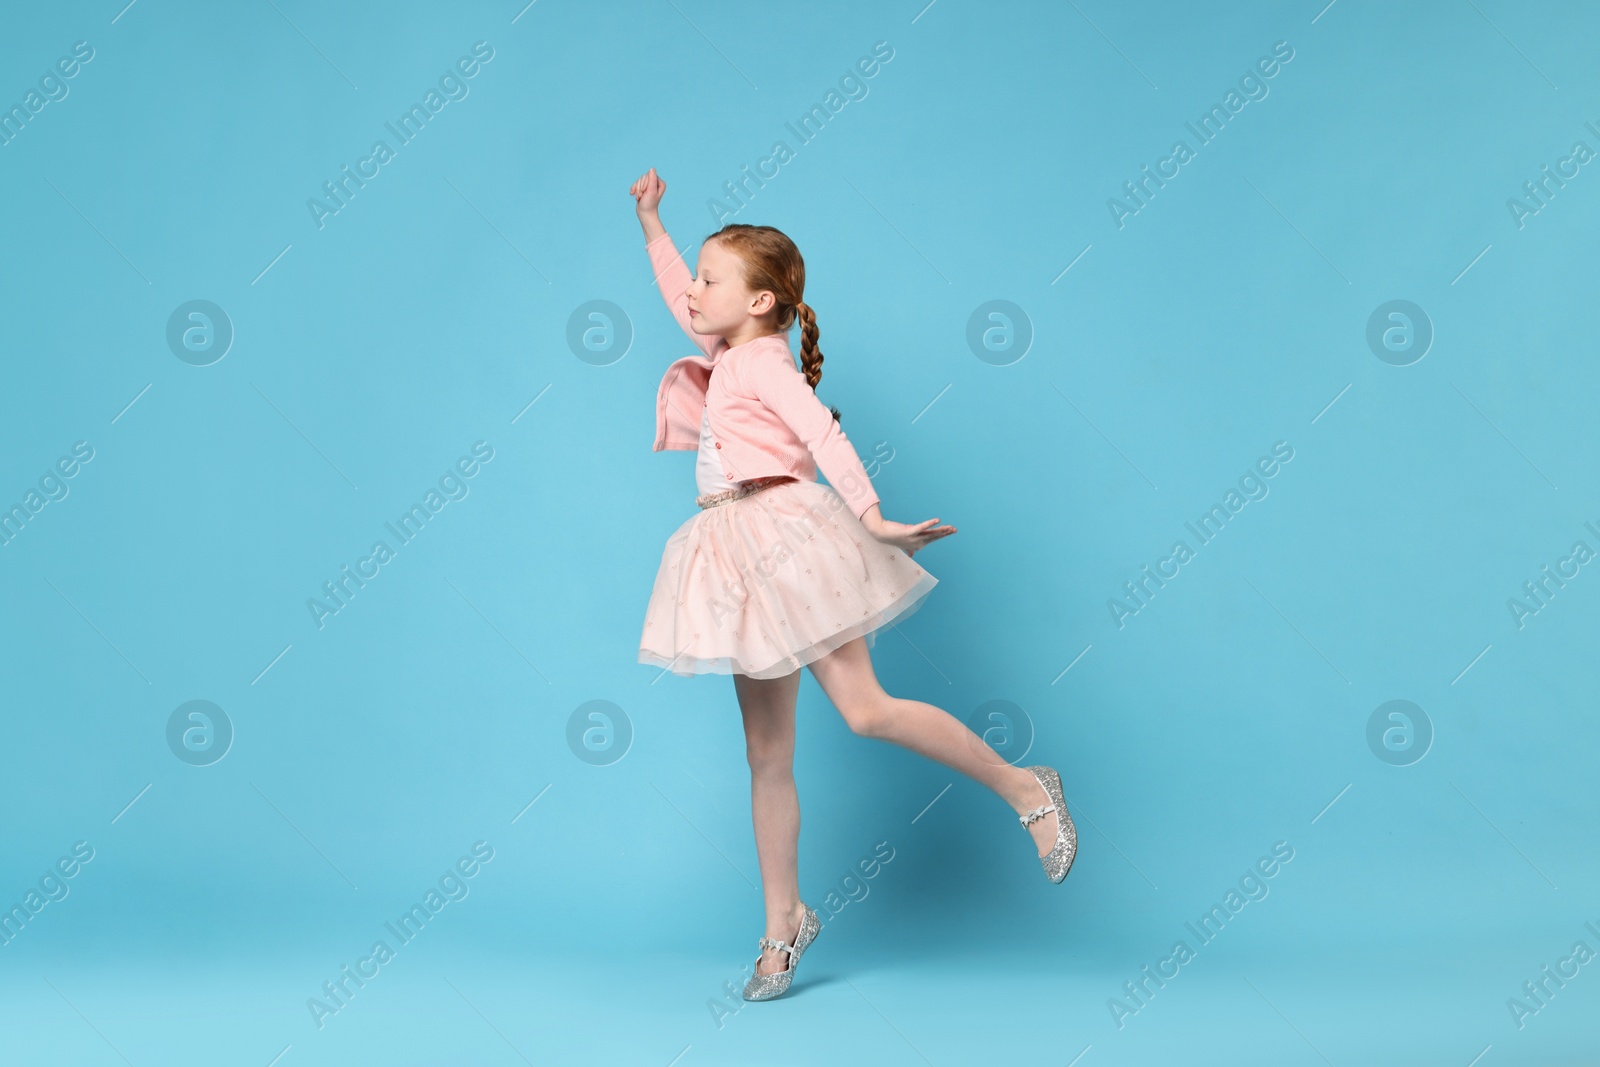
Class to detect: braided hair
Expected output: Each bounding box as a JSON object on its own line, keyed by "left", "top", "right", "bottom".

{"left": 706, "top": 224, "right": 842, "bottom": 423}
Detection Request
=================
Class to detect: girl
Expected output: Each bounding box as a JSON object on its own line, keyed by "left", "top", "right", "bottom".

{"left": 629, "top": 167, "right": 1076, "bottom": 1001}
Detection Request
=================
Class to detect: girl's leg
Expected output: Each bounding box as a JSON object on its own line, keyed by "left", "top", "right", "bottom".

{"left": 805, "top": 636, "right": 1062, "bottom": 857}
{"left": 732, "top": 668, "right": 810, "bottom": 977}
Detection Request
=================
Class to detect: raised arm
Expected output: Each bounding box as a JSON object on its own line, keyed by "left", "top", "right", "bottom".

{"left": 644, "top": 231, "right": 720, "bottom": 359}
{"left": 630, "top": 167, "right": 720, "bottom": 359}
{"left": 742, "top": 345, "right": 881, "bottom": 520}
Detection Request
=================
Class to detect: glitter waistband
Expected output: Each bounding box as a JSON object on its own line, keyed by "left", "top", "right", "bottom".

{"left": 696, "top": 475, "right": 797, "bottom": 510}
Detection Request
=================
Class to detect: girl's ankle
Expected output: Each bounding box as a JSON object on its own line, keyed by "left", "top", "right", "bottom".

{"left": 766, "top": 901, "right": 805, "bottom": 936}
{"left": 1001, "top": 766, "right": 1043, "bottom": 811}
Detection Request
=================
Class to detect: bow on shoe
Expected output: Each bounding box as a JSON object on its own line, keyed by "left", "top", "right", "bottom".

{"left": 1019, "top": 801, "right": 1056, "bottom": 826}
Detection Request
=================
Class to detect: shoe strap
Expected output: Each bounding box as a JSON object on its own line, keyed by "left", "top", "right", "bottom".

{"left": 1019, "top": 801, "right": 1056, "bottom": 826}
{"left": 758, "top": 936, "right": 794, "bottom": 956}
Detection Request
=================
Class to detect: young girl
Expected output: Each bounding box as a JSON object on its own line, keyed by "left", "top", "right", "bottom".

{"left": 629, "top": 167, "right": 1076, "bottom": 1001}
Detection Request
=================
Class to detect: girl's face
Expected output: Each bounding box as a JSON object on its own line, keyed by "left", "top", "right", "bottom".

{"left": 686, "top": 240, "right": 776, "bottom": 347}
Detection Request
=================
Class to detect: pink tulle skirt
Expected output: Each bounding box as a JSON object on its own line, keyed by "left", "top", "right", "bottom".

{"left": 639, "top": 478, "right": 939, "bottom": 679}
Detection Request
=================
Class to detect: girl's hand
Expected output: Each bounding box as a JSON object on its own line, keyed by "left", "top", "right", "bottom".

{"left": 630, "top": 167, "right": 666, "bottom": 215}
{"left": 862, "top": 514, "right": 956, "bottom": 557}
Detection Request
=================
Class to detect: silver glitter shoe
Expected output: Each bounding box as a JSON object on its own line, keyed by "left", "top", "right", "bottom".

{"left": 741, "top": 903, "right": 821, "bottom": 1002}
{"left": 1020, "top": 765, "right": 1078, "bottom": 884}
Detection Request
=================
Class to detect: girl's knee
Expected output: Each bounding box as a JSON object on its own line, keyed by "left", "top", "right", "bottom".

{"left": 745, "top": 739, "right": 795, "bottom": 774}
{"left": 841, "top": 696, "right": 891, "bottom": 739}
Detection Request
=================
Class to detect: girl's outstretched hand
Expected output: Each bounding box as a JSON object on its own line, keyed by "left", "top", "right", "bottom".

{"left": 630, "top": 167, "right": 665, "bottom": 215}
{"left": 863, "top": 513, "right": 956, "bottom": 557}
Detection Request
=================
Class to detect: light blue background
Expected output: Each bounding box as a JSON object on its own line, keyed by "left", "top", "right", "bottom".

{"left": 2, "top": 1, "right": 1596, "bottom": 1064}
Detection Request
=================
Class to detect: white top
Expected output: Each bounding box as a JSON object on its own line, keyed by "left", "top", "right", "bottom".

{"left": 695, "top": 407, "right": 738, "bottom": 496}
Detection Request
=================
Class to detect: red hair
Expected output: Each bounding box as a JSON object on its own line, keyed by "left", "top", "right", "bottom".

{"left": 708, "top": 224, "right": 842, "bottom": 423}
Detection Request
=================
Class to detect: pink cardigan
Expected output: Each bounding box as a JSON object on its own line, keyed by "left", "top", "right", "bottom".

{"left": 646, "top": 231, "right": 881, "bottom": 520}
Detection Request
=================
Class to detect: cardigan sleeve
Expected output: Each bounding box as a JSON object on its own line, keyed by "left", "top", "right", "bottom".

{"left": 743, "top": 345, "right": 881, "bottom": 520}
{"left": 645, "top": 231, "right": 721, "bottom": 360}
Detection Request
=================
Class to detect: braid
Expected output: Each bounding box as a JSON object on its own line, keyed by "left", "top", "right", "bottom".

{"left": 796, "top": 301, "right": 841, "bottom": 423}
{"left": 707, "top": 225, "right": 842, "bottom": 422}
